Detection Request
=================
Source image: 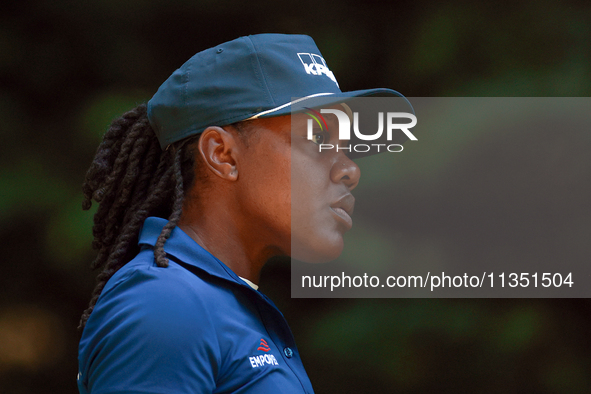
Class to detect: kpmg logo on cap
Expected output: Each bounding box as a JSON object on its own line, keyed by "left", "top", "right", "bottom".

{"left": 297, "top": 53, "right": 339, "bottom": 87}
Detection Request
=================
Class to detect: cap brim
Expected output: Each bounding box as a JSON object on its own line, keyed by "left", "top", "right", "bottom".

{"left": 247, "top": 88, "right": 412, "bottom": 119}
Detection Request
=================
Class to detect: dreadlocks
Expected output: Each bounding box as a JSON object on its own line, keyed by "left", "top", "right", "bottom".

{"left": 79, "top": 103, "right": 198, "bottom": 329}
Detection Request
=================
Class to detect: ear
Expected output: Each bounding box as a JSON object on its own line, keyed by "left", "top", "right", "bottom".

{"left": 197, "top": 126, "right": 240, "bottom": 181}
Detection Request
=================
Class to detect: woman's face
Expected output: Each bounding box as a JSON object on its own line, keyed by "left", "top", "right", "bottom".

{"left": 234, "top": 110, "right": 360, "bottom": 263}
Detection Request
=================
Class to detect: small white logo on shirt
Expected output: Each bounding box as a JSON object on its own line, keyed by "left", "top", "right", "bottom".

{"left": 249, "top": 354, "right": 279, "bottom": 368}
{"left": 297, "top": 53, "right": 339, "bottom": 87}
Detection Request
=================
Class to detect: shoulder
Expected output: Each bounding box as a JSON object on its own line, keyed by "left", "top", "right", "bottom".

{"left": 84, "top": 247, "right": 225, "bottom": 341}
{"left": 78, "top": 249, "right": 223, "bottom": 393}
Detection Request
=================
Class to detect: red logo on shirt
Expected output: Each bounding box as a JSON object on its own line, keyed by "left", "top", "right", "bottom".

{"left": 257, "top": 338, "right": 271, "bottom": 352}
{"left": 249, "top": 338, "right": 279, "bottom": 368}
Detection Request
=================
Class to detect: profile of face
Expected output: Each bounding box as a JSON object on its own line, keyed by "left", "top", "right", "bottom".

{"left": 232, "top": 109, "right": 360, "bottom": 264}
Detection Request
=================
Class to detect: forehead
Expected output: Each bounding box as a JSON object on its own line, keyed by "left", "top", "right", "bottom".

{"left": 230, "top": 115, "right": 292, "bottom": 147}
{"left": 252, "top": 114, "right": 292, "bottom": 131}
{"left": 243, "top": 114, "right": 291, "bottom": 135}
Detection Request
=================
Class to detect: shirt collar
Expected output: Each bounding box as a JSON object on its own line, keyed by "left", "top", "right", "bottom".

{"left": 138, "top": 217, "right": 248, "bottom": 288}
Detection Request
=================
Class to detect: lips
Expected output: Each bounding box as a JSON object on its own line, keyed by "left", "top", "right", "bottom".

{"left": 330, "top": 194, "right": 355, "bottom": 229}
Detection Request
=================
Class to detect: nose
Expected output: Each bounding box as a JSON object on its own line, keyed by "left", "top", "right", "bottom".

{"left": 330, "top": 154, "right": 361, "bottom": 190}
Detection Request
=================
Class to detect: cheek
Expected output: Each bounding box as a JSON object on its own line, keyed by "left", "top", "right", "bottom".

{"left": 290, "top": 155, "right": 344, "bottom": 263}
{"left": 239, "top": 149, "right": 293, "bottom": 236}
{"left": 291, "top": 158, "right": 321, "bottom": 225}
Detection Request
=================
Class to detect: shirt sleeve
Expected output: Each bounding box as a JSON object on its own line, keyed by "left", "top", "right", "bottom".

{"left": 78, "top": 263, "right": 221, "bottom": 394}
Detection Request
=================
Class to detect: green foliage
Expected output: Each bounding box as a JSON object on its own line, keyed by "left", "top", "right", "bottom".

{"left": 45, "top": 197, "right": 96, "bottom": 269}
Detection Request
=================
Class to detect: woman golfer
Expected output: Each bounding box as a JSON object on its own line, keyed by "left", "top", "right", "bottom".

{"left": 77, "top": 33, "right": 401, "bottom": 393}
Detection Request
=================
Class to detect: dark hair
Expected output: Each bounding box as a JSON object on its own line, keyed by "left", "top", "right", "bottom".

{"left": 79, "top": 103, "right": 198, "bottom": 329}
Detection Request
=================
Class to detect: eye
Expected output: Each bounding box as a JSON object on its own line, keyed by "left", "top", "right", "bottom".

{"left": 311, "top": 131, "right": 329, "bottom": 145}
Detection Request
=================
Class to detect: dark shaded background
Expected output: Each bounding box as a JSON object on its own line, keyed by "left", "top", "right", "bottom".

{"left": 1, "top": 0, "right": 590, "bottom": 393}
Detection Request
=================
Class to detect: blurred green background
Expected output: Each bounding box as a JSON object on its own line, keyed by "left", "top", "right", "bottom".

{"left": 1, "top": 0, "right": 590, "bottom": 392}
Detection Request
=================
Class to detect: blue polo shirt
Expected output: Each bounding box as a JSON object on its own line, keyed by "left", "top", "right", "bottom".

{"left": 78, "top": 217, "right": 314, "bottom": 394}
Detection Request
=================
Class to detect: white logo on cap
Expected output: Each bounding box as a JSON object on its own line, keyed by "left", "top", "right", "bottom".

{"left": 297, "top": 53, "right": 339, "bottom": 87}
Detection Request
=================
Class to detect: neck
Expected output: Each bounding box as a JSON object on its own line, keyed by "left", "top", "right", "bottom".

{"left": 177, "top": 197, "right": 283, "bottom": 285}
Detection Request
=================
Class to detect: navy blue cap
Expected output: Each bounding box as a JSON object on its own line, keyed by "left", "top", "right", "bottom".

{"left": 148, "top": 34, "right": 405, "bottom": 149}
